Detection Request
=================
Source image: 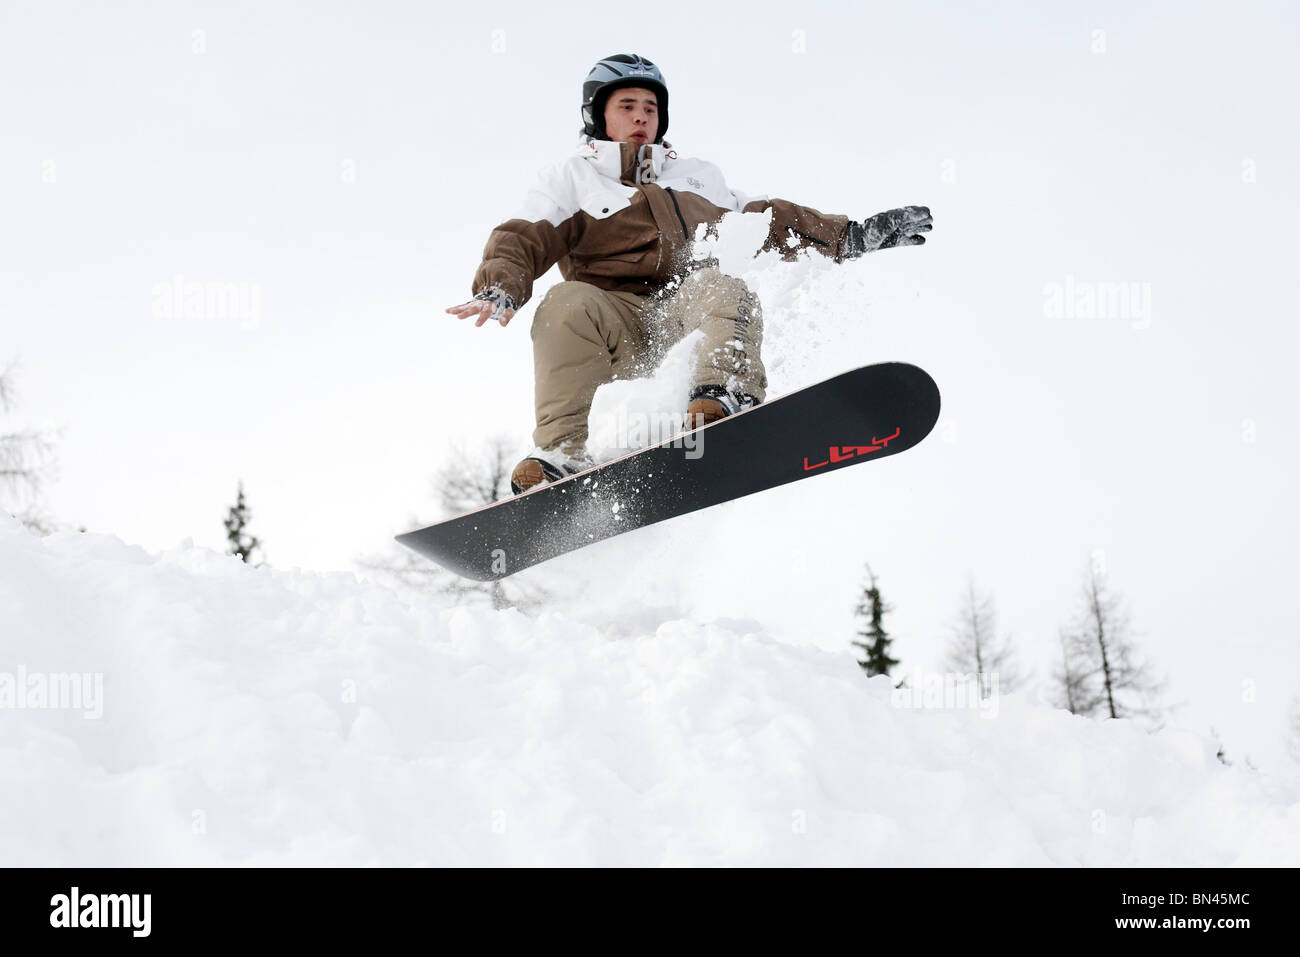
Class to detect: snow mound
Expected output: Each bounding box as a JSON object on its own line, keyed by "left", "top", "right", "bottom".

{"left": 1, "top": 513, "right": 1296, "bottom": 866}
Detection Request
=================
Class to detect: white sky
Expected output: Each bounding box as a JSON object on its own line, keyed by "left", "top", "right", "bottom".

{"left": 3, "top": 1, "right": 1298, "bottom": 768}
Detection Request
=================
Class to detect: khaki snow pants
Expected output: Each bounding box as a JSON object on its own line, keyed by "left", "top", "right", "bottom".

{"left": 530, "top": 267, "right": 766, "bottom": 453}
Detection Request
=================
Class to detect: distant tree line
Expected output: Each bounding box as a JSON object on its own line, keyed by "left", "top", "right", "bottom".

{"left": 852, "top": 559, "right": 1167, "bottom": 730}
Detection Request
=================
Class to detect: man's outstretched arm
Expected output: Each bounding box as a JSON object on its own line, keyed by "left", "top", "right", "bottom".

{"left": 446, "top": 172, "right": 582, "bottom": 328}
{"left": 732, "top": 189, "right": 932, "bottom": 262}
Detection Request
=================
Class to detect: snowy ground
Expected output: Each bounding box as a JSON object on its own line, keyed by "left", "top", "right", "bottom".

{"left": 2, "top": 513, "right": 1296, "bottom": 866}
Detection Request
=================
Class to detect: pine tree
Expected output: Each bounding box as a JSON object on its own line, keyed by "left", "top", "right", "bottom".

{"left": 223, "top": 481, "right": 262, "bottom": 565}
{"left": 852, "top": 564, "right": 899, "bottom": 678}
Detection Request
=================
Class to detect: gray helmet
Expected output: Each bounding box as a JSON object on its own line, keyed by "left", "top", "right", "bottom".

{"left": 581, "top": 53, "right": 669, "bottom": 143}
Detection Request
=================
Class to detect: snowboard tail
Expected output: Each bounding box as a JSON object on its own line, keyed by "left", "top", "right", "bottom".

{"left": 397, "top": 362, "right": 940, "bottom": 580}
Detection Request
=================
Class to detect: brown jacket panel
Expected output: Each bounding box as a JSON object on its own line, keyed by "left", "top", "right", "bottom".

{"left": 472, "top": 216, "right": 577, "bottom": 308}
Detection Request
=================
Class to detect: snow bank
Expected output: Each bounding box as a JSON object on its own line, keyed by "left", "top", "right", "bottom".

{"left": 1, "top": 513, "right": 1296, "bottom": 866}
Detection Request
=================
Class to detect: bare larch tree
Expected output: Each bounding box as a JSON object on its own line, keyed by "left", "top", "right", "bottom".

{"left": 1053, "top": 562, "right": 1166, "bottom": 727}
{"left": 360, "top": 436, "right": 548, "bottom": 612}
{"left": 0, "top": 361, "right": 57, "bottom": 534}
{"left": 941, "top": 577, "right": 1022, "bottom": 698}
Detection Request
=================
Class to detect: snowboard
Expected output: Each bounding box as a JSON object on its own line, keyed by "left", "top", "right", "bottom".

{"left": 396, "top": 362, "right": 940, "bottom": 581}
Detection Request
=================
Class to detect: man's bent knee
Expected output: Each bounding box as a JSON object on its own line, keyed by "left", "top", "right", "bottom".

{"left": 537, "top": 281, "right": 607, "bottom": 315}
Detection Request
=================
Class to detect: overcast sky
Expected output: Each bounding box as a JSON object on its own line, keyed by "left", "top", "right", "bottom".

{"left": 3, "top": 0, "right": 1298, "bottom": 769}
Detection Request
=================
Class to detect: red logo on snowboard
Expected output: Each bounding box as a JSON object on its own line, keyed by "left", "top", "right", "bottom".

{"left": 803, "top": 427, "right": 901, "bottom": 471}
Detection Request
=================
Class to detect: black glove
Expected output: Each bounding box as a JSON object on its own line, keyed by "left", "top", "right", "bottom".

{"left": 844, "top": 206, "right": 933, "bottom": 258}
{"left": 473, "top": 286, "right": 517, "bottom": 322}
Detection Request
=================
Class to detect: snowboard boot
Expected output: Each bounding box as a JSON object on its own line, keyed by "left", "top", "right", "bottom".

{"left": 510, "top": 447, "right": 593, "bottom": 495}
{"left": 686, "top": 385, "right": 760, "bottom": 428}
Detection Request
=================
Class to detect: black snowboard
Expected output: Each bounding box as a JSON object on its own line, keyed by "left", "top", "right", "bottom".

{"left": 397, "top": 362, "right": 940, "bottom": 580}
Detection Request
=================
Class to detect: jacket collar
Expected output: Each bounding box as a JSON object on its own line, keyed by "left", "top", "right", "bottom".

{"left": 577, "top": 137, "right": 675, "bottom": 186}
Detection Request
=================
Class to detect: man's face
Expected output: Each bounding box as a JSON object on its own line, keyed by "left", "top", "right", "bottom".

{"left": 602, "top": 87, "right": 659, "bottom": 145}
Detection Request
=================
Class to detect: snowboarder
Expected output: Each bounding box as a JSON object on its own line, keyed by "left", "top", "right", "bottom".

{"left": 445, "top": 53, "right": 933, "bottom": 494}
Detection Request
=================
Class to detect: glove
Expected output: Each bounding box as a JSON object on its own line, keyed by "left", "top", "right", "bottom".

{"left": 844, "top": 206, "right": 933, "bottom": 258}
{"left": 473, "top": 286, "right": 517, "bottom": 323}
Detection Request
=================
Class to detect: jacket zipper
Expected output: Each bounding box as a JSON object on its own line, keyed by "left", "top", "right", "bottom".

{"left": 664, "top": 187, "right": 691, "bottom": 240}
